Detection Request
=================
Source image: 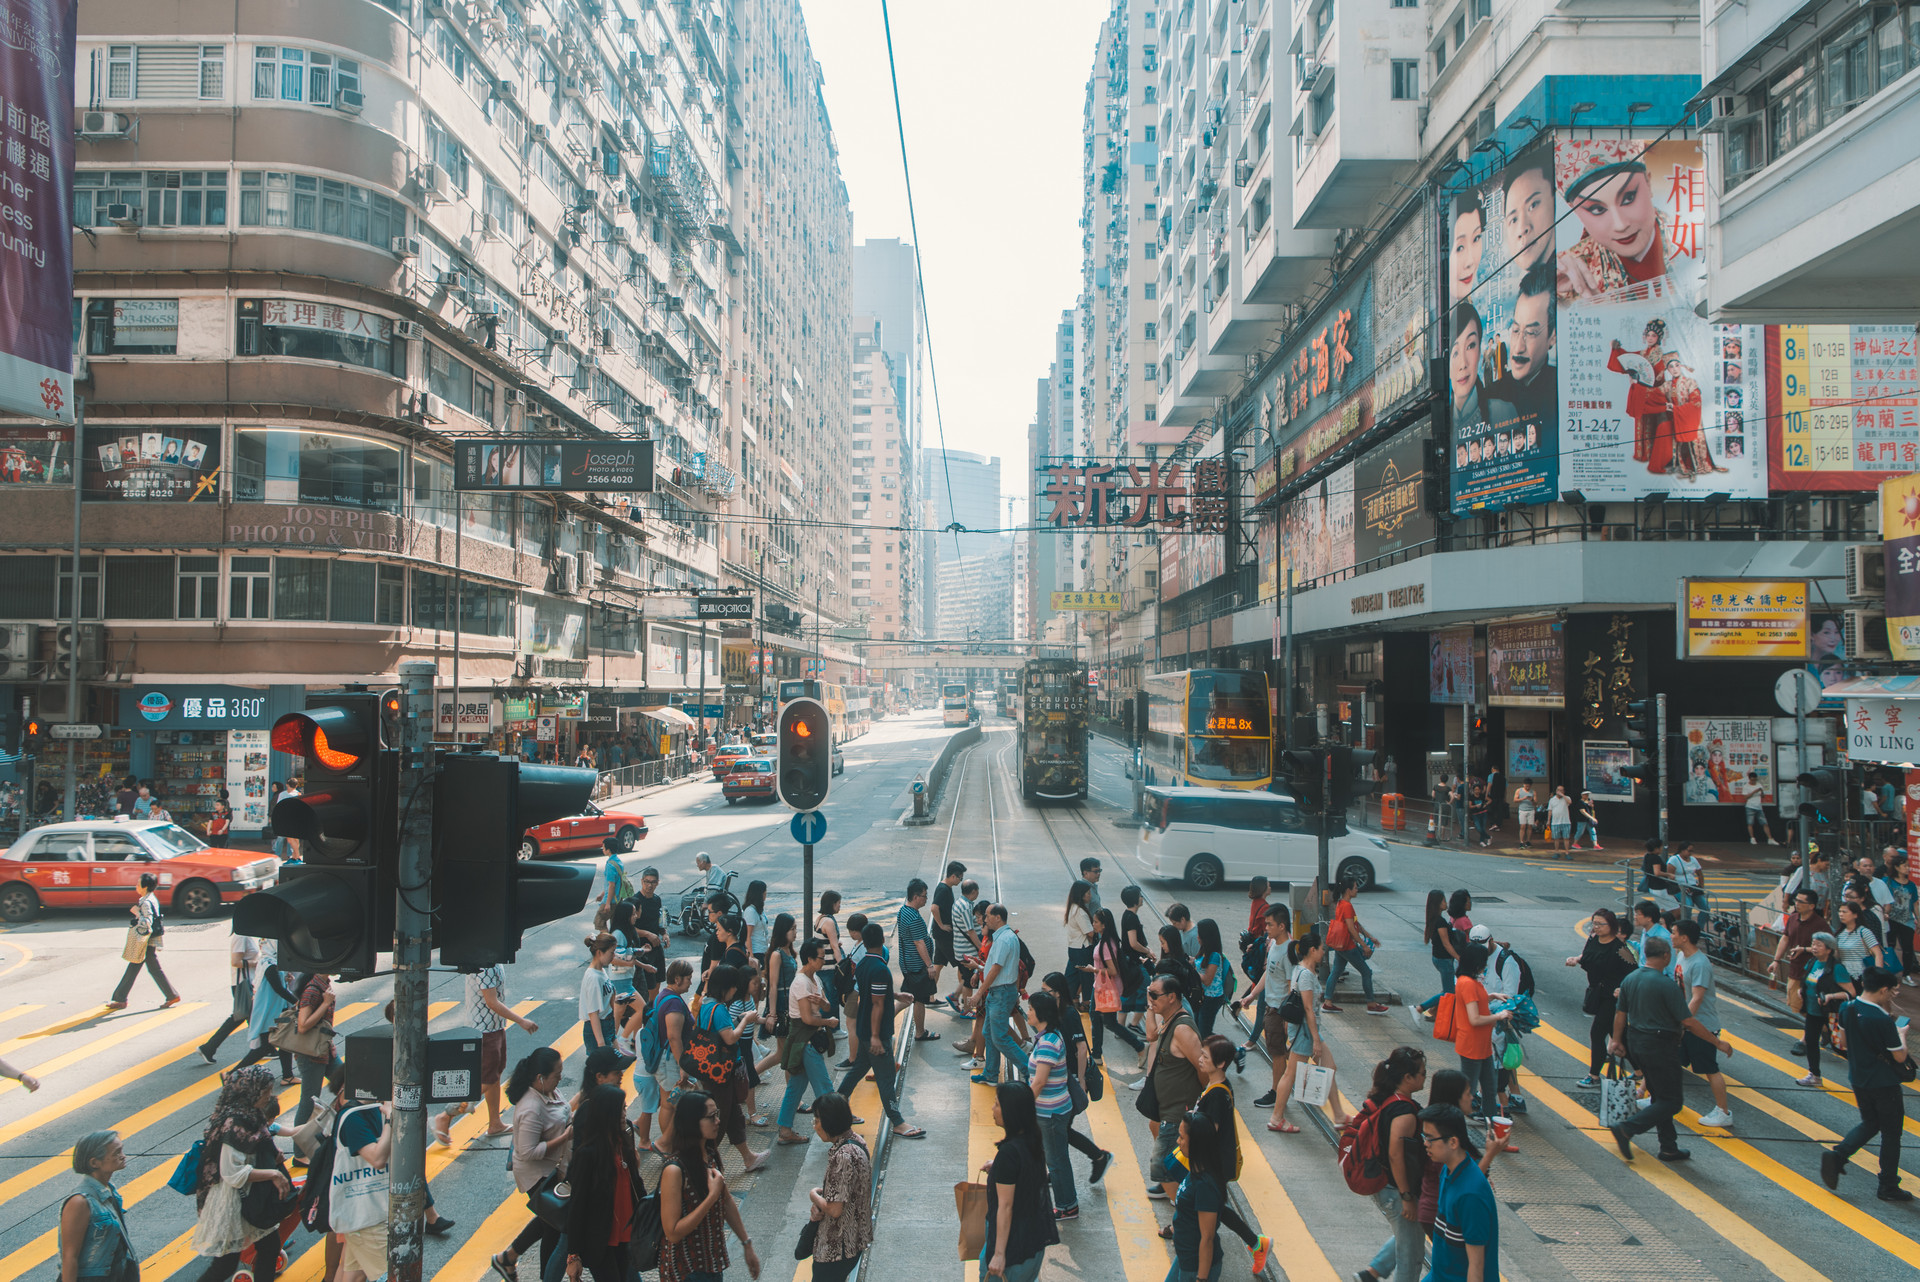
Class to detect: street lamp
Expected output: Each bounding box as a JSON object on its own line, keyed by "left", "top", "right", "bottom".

{"left": 814, "top": 587, "right": 840, "bottom": 677}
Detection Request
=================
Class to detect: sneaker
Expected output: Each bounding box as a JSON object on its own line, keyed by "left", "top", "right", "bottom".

{"left": 1877, "top": 1187, "right": 1915, "bottom": 1203}
{"left": 1089, "top": 1149, "right": 1112, "bottom": 1185}
{"left": 1698, "top": 1107, "right": 1733, "bottom": 1128}
{"left": 1507, "top": 1096, "right": 1528, "bottom": 1115}
{"left": 1144, "top": 1185, "right": 1170, "bottom": 1200}
{"left": 969, "top": 1074, "right": 992, "bottom": 1085}
{"left": 1904, "top": 976, "right": 1918, "bottom": 988}
{"left": 1248, "top": 1234, "right": 1272, "bottom": 1273}
{"left": 614, "top": 1035, "right": 635, "bottom": 1058}
{"left": 1574, "top": 1076, "right": 1599, "bottom": 1089}
{"left": 1127, "top": 1075, "right": 1146, "bottom": 1091}
{"left": 1366, "top": 1003, "right": 1389, "bottom": 1015}
{"left": 1319, "top": 1002, "right": 1343, "bottom": 1013}
{"left": 1797, "top": 1073, "right": 1822, "bottom": 1087}
{"left": 1254, "top": 1090, "right": 1277, "bottom": 1108}
{"left": 425, "top": 1216, "right": 455, "bottom": 1236}
{"left": 963, "top": 1059, "right": 982, "bottom": 1071}
{"left": 1053, "top": 1206, "right": 1079, "bottom": 1221}
{"left": 1790, "top": 1043, "right": 1807, "bottom": 1057}
{"left": 1655, "top": 1149, "right": 1691, "bottom": 1163}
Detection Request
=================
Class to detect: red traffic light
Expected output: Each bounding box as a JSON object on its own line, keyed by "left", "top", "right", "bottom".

{"left": 272, "top": 708, "right": 371, "bottom": 770}
{"left": 793, "top": 720, "right": 813, "bottom": 739}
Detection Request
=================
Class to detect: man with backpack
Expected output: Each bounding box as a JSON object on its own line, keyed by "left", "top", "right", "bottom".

{"left": 1472, "top": 925, "right": 1532, "bottom": 1114}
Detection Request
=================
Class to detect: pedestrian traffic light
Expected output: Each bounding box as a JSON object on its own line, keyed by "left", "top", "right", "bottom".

{"left": 19, "top": 718, "right": 39, "bottom": 758}
{"left": 235, "top": 863, "right": 382, "bottom": 977}
{"left": 432, "top": 754, "right": 597, "bottom": 969}
{"left": 1327, "top": 745, "right": 1379, "bottom": 813}
{"left": 1280, "top": 748, "right": 1325, "bottom": 812}
{"left": 1796, "top": 765, "right": 1846, "bottom": 821}
{"left": 268, "top": 694, "right": 390, "bottom": 864}
{"left": 1624, "top": 699, "right": 1655, "bottom": 752}
{"left": 777, "top": 696, "right": 832, "bottom": 811}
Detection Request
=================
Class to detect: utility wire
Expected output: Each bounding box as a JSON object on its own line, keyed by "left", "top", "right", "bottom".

{"left": 878, "top": 0, "right": 964, "bottom": 565}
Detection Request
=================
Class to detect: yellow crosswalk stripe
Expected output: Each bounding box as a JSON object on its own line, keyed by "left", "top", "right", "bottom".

{"left": 0, "top": 1006, "right": 121, "bottom": 1055}
{"left": 0, "top": 1005, "right": 206, "bottom": 1096}
{"left": 1080, "top": 1067, "right": 1170, "bottom": 1282}
{"left": 1731, "top": 1027, "right": 1920, "bottom": 1133}
{"left": 1531, "top": 1018, "right": 1920, "bottom": 1263}
{"left": 1225, "top": 1109, "right": 1340, "bottom": 1282}
{"left": 0, "top": 1004, "right": 45, "bottom": 1030}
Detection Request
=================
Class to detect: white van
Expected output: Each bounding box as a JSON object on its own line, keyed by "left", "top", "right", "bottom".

{"left": 1131, "top": 786, "right": 1393, "bottom": 892}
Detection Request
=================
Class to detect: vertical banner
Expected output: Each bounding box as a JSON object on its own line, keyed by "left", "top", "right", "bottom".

{"left": 1881, "top": 472, "right": 1920, "bottom": 660}
{"left": 1906, "top": 770, "right": 1920, "bottom": 867}
{"left": 1487, "top": 618, "right": 1565, "bottom": 707}
{"left": 1428, "top": 627, "right": 1476, "bottom": 703}
{"left": 225, "top": 728, "right": 270, "bottom": 830}
{"left": 0, "top": 0, "right": 76, "bottom": 422}
{"left": 1770, "top": 326, "right": 1919, "bottom": 488}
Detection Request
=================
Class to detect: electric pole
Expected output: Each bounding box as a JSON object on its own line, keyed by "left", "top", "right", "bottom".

{"left": 388, "top": 660, "right": 437, "bottom": 1282}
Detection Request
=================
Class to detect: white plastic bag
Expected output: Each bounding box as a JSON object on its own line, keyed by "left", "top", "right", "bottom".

{"left": 1297, "top": 1063, "right": 1335, "bottom": 1108}
{"left": 329, "top": 1104, "right": 390, "bottom": 1233}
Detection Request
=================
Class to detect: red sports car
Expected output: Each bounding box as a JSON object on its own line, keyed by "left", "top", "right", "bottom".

{"left": 518, "top": 803, "right": 649, "bottom": 860}
{"left": 721, "top": 758, "right": 777, "bottom": 804}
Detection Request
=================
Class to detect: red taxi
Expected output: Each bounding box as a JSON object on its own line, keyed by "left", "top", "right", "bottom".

{"left": 518, "top": 803, "right": 649, "bottom": 861}
{"left": 708, "top": 742, "right": 754, "bottom": 781}
{"left": 721, "top": 758, "right": 777, "bottom": 804}
{"left": 0, "top": 821, "right": 279, "bottom": 922}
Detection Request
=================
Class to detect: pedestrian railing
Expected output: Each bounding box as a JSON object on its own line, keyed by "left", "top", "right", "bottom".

{"left": 596, "top": 754, "right": 698, "bottom": 797}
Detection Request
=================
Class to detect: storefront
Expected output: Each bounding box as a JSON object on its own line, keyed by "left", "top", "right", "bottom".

{"left": 119, "top": 684, "right": 303, "bottom": 835}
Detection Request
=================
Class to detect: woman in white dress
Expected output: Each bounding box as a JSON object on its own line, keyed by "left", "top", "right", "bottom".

{"left": 190, "top": 1065, "right": 293, "bottom": 1282}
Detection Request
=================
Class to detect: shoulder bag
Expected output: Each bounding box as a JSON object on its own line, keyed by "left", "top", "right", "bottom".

{"left": 526, "top": 1169, "right": 570, "bottom": 1231}
{"left": 121, "top": 925, "right": 148, "bottom": 965}
{"left": 241, "top": 1140, "right": 300, "bottom": 1230}
{"left": 268, "top": 1004, "right": 333, "bottom": 1060}
{"left": 679, "top": 1001, "right": 737, "bottom": 1088}
{"left": 328, "top": 1105, "right": 389, "bottom": 1233}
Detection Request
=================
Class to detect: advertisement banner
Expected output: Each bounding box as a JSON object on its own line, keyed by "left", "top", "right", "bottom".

{"left": 436, "top": 690, "right": 499, "bottom": 733}
{"left": 1582, "top": 740, "right": 1634, "bottom": 801}
{"left": 1506, "top": 736, "right": 1548, "bottom": 782}
{"left": 1257, "top": 516, "right": 1277, "bottom": 602}
{"left": 1428, "top": 628, "right": 1476, "bottom": 703}
{"left": 1769, "top": 325, "right": 1919, "bottom": 489}
{"left": 453, "top": 438, "right": 655, "bottom": 491}
{"left": 224, "top": 728, "right": 271, "bottom": 831}
{"left": 1487, "top": 618, "right": 1564, "bottom": 708}
{"left": 84, "top": 425, "right": 221, "bottom": 501}
{"left": 1907, "top": 771, "right": 1920, "bottom": 867}
{"left": 0, "top": 0, "right": 76, "bottom": 424}
{"left": 1448, "top": 135, "right": 1765, "bottom": 512}
{"left": 1353, "top": 427, "right": 1434, "bottom": 564}
{"left": 1848, "top": 699, "right": 1920, "bottom": 766}
{"left": 0, "top": 423, "right": 71, "bottom": 485}
{"left": 1050, "top": 591, "right": 1123, "bottom": 611}
{"left": 1680, "top": 577, "right": 1809, "bottom": 659}
{"left": 1887, "top": 473, "right": 1920, "bottom": 660}
{"left": 1276, "top": 461, "right": 1354, "bottom": 590}
{"left": 1370, "top": 205, "right": 1435, "bottom": 424}
{"left": 1680, "top": 717, "right": 1773, "bottom": 804}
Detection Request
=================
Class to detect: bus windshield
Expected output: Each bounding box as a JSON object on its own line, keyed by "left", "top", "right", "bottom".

{"left": 1188, "top": 735, "right": 1270, "bottom": 781}
{"left": 1187, "top": 671, "right": 1270, "bottom": 738}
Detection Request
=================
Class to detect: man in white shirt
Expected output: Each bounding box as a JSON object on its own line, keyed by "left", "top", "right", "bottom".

{"left": 1667, "top": 842, "right": 1709, "bottom": 923}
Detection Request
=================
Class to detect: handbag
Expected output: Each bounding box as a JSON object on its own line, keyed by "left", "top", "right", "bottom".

{"left": 167, "top": 1139, "right": 204, "bottom": 1195}
{"left": 241, "top": 1170, "right": 301, "bottom": 1230}
{"left": 953, "top": 1180, "right": 989, "bottom": 1260}
{"left": 1134, "top": 1067, "right": 1160, "bottom": 1120}
{"left": 1087, "top": 1064, "right": 1105, "bottom": 1103}
{"left": 1597, "top": 1054, "right": 1638, "bottom": 1129}
{"left": 795, "top": 1218, "right": 819, "bottom": 1261}
{"left": 293, "top": 1104, "right": 334, "bottom": 1162}
{"left": 1066, "top": 1071, "right": 1088, "bottom": 1117}
{"left": 810, "top": 1025, "right": 836, "bottom": 1057}
{"left": 1326, "top": 916, "right": 1353, "bottom": 953}
{"left": 328, "top": 1104, "right": 388, "bottom": 1233}
{"left": 526, "top": 1170, "right": 570, "bottom": 1231}
{"left": 268, "top": 1006, "right": 333, "bottom": 1060}
{"left": 121, "top": 927, "right": 148, "bottom": 965}
{"left": 1279, "top": 988, "right": 1306, "bottom": 1027}
{"left": 679, "top": 1004, "right": 737, "bottom": 1088}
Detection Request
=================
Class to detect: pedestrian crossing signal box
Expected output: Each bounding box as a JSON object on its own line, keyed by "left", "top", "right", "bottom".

{"left": 342, "top": 1027, "right": 483, "bottom": 1104}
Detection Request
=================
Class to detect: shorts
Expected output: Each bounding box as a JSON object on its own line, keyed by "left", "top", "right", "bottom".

{"left": 1263, "top": 1005, "right": 1288, "bottom": 1051}
{"left": 632, "top": 1066, "right": 661, "bottom": 1113}
{"left": 1517, "top": 808, "right": 1536, "bottom": 825}
{"left": 649, "top": 1050, "right": 685, "bottom": 1109}
{"left": 480, "top": 1029, "right": 507, "bottom": 1087}
{"left": 1288, "top": 1019, "right": 1314, "bottom": 1057}
{"left": 1680, "top": 1031, "right": 1721, "bottom": 1076}
{"left": 338, "top": 1221, "right": 389, "bottom": 1276}
{"left": 1551, "top": 823, "right": 1571, "bottom": 839}
{"left": 902, "top": 971, "right": 939, "bottom": 1003}
{"left": 933, "top": 933, "right": 956, "bottom": 966}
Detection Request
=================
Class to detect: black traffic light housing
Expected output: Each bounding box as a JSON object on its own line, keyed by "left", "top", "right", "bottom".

{"left": 1624, "top": 699, "right": 1656, "bottom": 752}
{"left": 20, "top": 718, "right": 40, "bottom": 758}
{"left": 432, "top": 754, "right": 597, "bottom": 970}
{"left": 235, "top": 863, "right": 380, "bottom": 977}
{"left": 1280, "top": 748, "right": 1325, "bottom": 812}
{"left": 269, "top": 695, "right": 389, "bottom": 864}
{"left": 1328, "top": 745, "right": 1379, "bottom": 813}
{"left": 777, "top": 696, "right": 832, "bottom": 811}
{"left": 1796, "top": 765, "right": 1846, "bottom": 822}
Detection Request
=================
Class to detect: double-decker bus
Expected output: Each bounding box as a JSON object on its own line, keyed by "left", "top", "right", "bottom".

{"left": 1016, "top": 658, "right": 1089, "bottom": 801}
{"left": 780, "top": 679, "right": 850, "bottom": 743}
{"left": 941, "top": 681, "right": 971, "bottom": 727}
{"left": 1140, "top": 669, "right": 1272, "bottom": 790}
{"left": 847, "top": 687, "right": 872, "bottom": 738}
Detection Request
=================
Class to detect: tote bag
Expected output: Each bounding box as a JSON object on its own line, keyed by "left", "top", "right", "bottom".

{"left": 329, "top": 1104, "right": 389, "bottom": 1233}
{"left": 1597, "top": 1056, "right": 1638, "bottom": 1130}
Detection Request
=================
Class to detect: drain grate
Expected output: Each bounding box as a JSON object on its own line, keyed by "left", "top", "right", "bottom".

{"left": 1536, "top": 895, "right": 1579, "bottom": 902}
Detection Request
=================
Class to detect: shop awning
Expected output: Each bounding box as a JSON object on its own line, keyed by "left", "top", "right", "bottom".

{"left": 641, "top": 706, "right": 697, "bottom": 729}
{"left": 1822, "top": 675, "right": 1920, "bottom": 700}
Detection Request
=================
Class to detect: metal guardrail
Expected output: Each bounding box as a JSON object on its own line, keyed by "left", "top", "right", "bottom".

{"left": 595, "top": 753, "right": 698, "bottom": 797}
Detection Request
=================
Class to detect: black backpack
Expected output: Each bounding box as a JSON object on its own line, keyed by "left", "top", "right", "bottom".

{"left": 1239, "top": 932, "right": 1268, "bottom": 984}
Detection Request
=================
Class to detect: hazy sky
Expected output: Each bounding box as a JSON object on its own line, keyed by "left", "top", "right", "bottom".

{"left": 801, "top": 1, "right": 1107, "bottom": 530}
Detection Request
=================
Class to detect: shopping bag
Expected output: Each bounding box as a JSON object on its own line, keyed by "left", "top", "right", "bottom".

{"left": 1296, "top": 1063, "right": 1335, "bottom": 1108}
{"left": 328, "top": 1104, "right": 389, "bottom": 1233}
{"left": 121, "top": 927, "right": 148, "bottom": 965}
{"left": 1597, "top": 1056, "right": 1638, "bottom": 1129}
{"left": 954, "top": 1180, "right": 988, "bottom": 1260}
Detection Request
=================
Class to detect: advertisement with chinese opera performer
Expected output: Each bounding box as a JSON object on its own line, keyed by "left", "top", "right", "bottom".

{"left": 1353, "top": 427, "right": 1434, "bottom": 564}
{"left": 1428, "top": 627, "right": 1475, "bottom": 703}
{"left": 0, "top": 0, "right": 76, "bottom": 424}
{"left": 0, "top": 423, "right": 70, "bottom": 485}
{"left": 1487, "top": 618, "right": 1564, "bottom": 708}
{"left": 1680, "top": 717, "right": 1772, "bottom": 804}
{"left": 1680, "top": 577, "right": 1809, "bottom": 660}
{"left": 1883, "top": 472, "right": 1920, "bottom": 660}
{"left": 83, "top": 425, "right": 221, "bottom": 501}
{"left": 1274, "top": 461, "right": 1353, "bottom": 590}
{"left": 1449, "top": 135, "right": 1765, "bottom": 511}
{"left": 1768, "top": 325, "right": 1919, "bottom": 489}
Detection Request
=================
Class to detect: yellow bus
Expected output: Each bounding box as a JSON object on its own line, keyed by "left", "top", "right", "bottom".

{"left": 1140, "top": 669, "right": 1272, "bottom": 790}
{"left": 941, "top": 681, "right": 970, "bottom": 727}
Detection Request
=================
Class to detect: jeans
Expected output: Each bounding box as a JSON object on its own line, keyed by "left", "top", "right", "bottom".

{"left": 1620, "top": 1032, "right": 1684, "bottom": 1152}
{"left": 1675, "top": 888, "right": 1708, "bottom": 923}
{"left": 1835, "top": 1084, "right": 1906, "bottom": 1193}
{"left": 1418, "top": 956, "right": 1455, "bottom": 1014}
{"left": 111, "top": 954, "right": 178, "bottom": 1004}
{"left": 1459, "top": 1053, "right": 1499, "bottom": 1115}
{"left": 1196, "top": 994, "right": 1226, "bottom": 1038}
{"left": 779, "top": 1042, "right": 835, "bottom": 1129}
{"left": 980, "top": 985, "right": 1024, "bottom": 1083}
{"left": 294, "top": 1052, "right": 334, "bottom": 1125}
{"left": 1328, "top": 949, "right": 1376, "bottom": 1000}
{"left": 1037, "top": 1110, "right": 1078, "bottom": 1211}
{"left": 1366, "top": 1186, "right": 1427, "bottom": 1279}
{"left": 1573, "top": 821, "right": 1597, "bottom": 847}
{"left": 835, "top": 1041, "right": 903, "bottom": 1127}
{"left": 1066, "top": 946, "right": 1094, "bottom": 1008}
{"left": 1092, "top": 1010, "right": 1144, "bottom": 1060}
{"left": 1890, "top": 920, "right": 1918, "bottom": 973}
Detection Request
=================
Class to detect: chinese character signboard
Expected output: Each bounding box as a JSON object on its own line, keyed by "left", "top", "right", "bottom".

{"left": 0, "top": 0, "right": 75, "bottom": 424}
{"left": 1884, "top": 473, "right": 1920, "bottom": 660}
{"left": 1353, "top": 427, "right": 1434, "bottom": 564}
{"left": 83, "top": 425, "right": 221, "bottom": 501}
{"left": 1771, "top": 326, "right": 1920, "bottom": 488}
{"left": 1038, "top": 457, "right": 1230, "bottom": 531}
{"left": 1449, "top": 136, "right": 1766, "bottom": 513}
{"left": 1428, "top": 627, "right": 1475, "bottom": 703}
{"left": 436, "top": 690, "right": 499, "bottom": 733}
{"left": 454, "top": 438, "right": 655, "bottom": 492}
{"left": 123, "top": 686, "right": 271, "bottom": 728}
{"left": 1050, "top": 591, "right": 1123, "bottom": 611}
{"left": 1487, "top": 618, "right": 1564, "bottom": 708}
{"left": 1680, "top": 717, "right": 1773, "bottom": 804}
{"left": 1847, "top": 698, "right": 1920, "bottom": 766}
{"left": 1680, "top": 577, "right": 1809, "bottom": 659}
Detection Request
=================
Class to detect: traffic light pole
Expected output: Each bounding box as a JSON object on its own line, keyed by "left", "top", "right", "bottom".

{"left": 1656, "top": 693, "right": 1669, "bottom": 844}
{"left": 61, "top": 391, "right": 84, "bottom": 820}
{"left": 803, "top": 842, "right": 814, "bottom": 940}
{"left": 389, "top": 660, "right": 438, "bottom": 1282}
{"left": 1794, "top": 679, "right": 1810, "bottom": 869}
{"left": 1316, "top": 749, "right": 1332, "bottom": 939}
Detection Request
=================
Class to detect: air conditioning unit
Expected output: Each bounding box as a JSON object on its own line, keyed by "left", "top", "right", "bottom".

{"left": 1846, "top": 607, "right": 1891, "bottom": 660}
{"left": 621, "top": 120, "right": 643, "bottom": 152}
{"left": 105, "top": 203, "right": 140, "bottom": 229}
{"left": 579, "top": 352, "right": 600, "bottom": 371}
{"left": 482, "top": 213, "right": 502, "bottom": 240}
{"left": 555, "top": 556, "right": 579, "bottom": 593}
{"left": 665, "top": 295, "right": 684, "bottom": 312}
{"left": 532, "top": 124, "right": 550, "bottom": 143}
{"left": 420, "top": 392, "right": 448, "bottom": 423}
{"left": 549, "top": 329, "right": 571, "bottom": 347}
{"left": 527, "top": 25, "right": 551, "bottom": 49}
{"left": 577, "top": 550, "right": 598, "bottom": 589}
{"left": 508, "top": 387, "right": 527, "bottom": 405}
{"left": 334, "top": 88, "right": 365, "bottom": 114}
{"left": 1846, "top": 544, "right": 1886, "bottom": 600}
{"left": 469, "top": 299, "right": 500, "bottom": 318}
{"left": 391, "top": 235, "right": 422, "bottom": 258}
{"left": 419, "top": 163, "right": 457, "bottom": 205}
{"left": 394, "top": 320, "right": 426, "bottom": 340}
{"left": 49, "top": 623, "right": 104, "bottom": 681}
{"left": 440, "top": 268, "right": 478, "bottom": 294}
{"left": 78, "top": 111, "right": 133, "bottom": 139}
{"left": 0, "top": 623, "right": 36, "bottom": 678}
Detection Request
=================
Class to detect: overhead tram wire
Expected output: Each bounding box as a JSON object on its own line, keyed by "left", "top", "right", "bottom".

{"left": 878, "top": 0, "right": 964, "bottom": 565}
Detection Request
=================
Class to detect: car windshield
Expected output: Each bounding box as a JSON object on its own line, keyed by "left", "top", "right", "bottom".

{"left": 141, "top": 824, "right": 210, "bottom": 858}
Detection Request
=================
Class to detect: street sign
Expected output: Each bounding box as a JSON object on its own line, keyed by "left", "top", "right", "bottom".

{"left": 687, "top": 704, "right": 725, "bottom": 718}
{"left": 696, "top": 595, "right": 754, "bottom": 620}
{"left": 789, "top": 809, "right": 827, "bottom": 844}
{"left": 1774, "top": 669, "right": 1823, "bottom": 716}
{"left": 48, "top": 722, "right": 103, "bottom": 740}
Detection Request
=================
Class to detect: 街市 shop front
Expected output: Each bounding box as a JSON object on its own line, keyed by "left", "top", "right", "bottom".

{"left": 118, "top": 685, "right": 306, "bottom": 835}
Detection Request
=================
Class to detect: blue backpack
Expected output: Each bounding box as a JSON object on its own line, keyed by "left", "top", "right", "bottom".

{"left": 639, "top": 992, "right": 687, "bottom": 1073}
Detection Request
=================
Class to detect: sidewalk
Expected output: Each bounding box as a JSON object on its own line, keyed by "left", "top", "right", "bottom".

{"left": 1370, "top": 816, "right": 1792, "bottom": 879}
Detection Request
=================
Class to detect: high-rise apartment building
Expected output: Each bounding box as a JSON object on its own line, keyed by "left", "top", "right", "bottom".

{"left": 852, "top": 238, "right": 924, "bottom": 637}
{"left": 919, "top": 447, "right": 1001, "bottom": 637}
{"left": 0, "top": 0, "right": 851, "bottom": 819}
{"left": 1027, "top": 310, "right": 1077, "bottom": 643}
{"left": 849, "top": 318, "right": 913, "bottom": 641}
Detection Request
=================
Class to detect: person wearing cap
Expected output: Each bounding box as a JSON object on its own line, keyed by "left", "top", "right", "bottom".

{"left": 1554, "top": 139, "right": 1674, "bottom": 301}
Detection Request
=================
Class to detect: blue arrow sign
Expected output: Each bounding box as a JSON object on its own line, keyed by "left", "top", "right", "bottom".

{"left": 790, "top": 809, "right": 827, "bottom": 844}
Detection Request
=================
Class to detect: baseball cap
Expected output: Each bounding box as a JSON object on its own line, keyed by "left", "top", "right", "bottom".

{"left": 1468, "top": 924, "right": 1493, "bottom": 943}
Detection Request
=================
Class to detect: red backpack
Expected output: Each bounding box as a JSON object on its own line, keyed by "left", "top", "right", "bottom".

{"left": 1337, "top": 1096, "right": 1416, "bottom": 1195}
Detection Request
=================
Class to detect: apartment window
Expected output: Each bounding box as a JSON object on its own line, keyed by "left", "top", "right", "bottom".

{"left": 229, "top": 557, "right": 270, "bottom": 619}
{"left": 1144, "top": 282, "right": 1157, "bottom": 300}
{"left": 1144, "top": 85, "right": 1156, "bottom": 104}
{"left": 1768, "top": 63, "right": 1819, "bottom": 160}
{"left": 428, "top": 344, "right": 483, "bottom": 416}
{"left": 178, "top": 556, "right": 219, "bottom": 619}
{"left": 105, "top": 45, "right": 223, "bottom": 100}
{"left": 1144, "top": 242, "right": 1158, "bottom": 259}
{"left": 99, "top": 556, "right": 173, "bottom": 619}
{"left": 252, "top": 47, "right": 359, "bottom": 106}
{"left": 75, "top": 171, "right": 227, "bottom": 228}
{"left": 1453, "top": 15, "right": 1466, "bottom": 47}
{"left": 1144, "top": 124, "right": 1157, "bottom": 142}
{"left": 483, "top": 178, "right": 519, "bottom": 239}
{"left": 1391, "top": 60, "right": 1419, "bottom": 100}
{"left": 328, "top": 561, "right": 406, "bottom": 624}
{"left": 424, "top": 116, "right": 471, "bottom": 194}
{"left": 273, "top": 559, "right": 329, "bottom": 621}
{"left": 1823, "top": 15, "right": 1875, "bottom": 115}
{"left": 237, "top": 298, "right": 402, "bottom": 377}
{"left": 1391, "top": 0, "right": 1417, "bottom": 6}
{"left": 1145, "top": 404, "right": 1158, "bottom": 421}
{"left": 83, "top": 298, "right": 178, "bottom": 355}
{"left": 1144, "top": 322, "right": 1158, "bottom": 339}
{"left": 232, "top": 428, "right": 403, "bottom": 513}
{"left": 56, "top": 557, "right": 100, "bottom": 620}
{"left": 1433, "top": 43, "right": 1447, "bottom": 76}
{"left": 238, "top": 172, "right": 405, "bottom": 251}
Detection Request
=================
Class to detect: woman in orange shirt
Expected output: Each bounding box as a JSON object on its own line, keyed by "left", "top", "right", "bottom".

{"left": 1450, "top": 944, "right": 1511, "bottom": 1119}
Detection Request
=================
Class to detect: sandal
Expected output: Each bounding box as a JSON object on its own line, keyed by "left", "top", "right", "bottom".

{"left": 1267, "top": 1121, "right": 1300, "bottom": 1133}
{"left": 1158, "top": 1224, "right": 1175, "bottom": 1240}
{"left": 892, "top": 1124, "right": 927, "bottom": 1138}
{"left": 914, "top": 1029, "right": 942, "bottom": 1041}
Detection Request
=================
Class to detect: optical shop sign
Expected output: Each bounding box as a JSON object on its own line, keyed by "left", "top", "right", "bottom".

{"left": 1847, "top": 698, "right": 1920, "bottom": 765}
